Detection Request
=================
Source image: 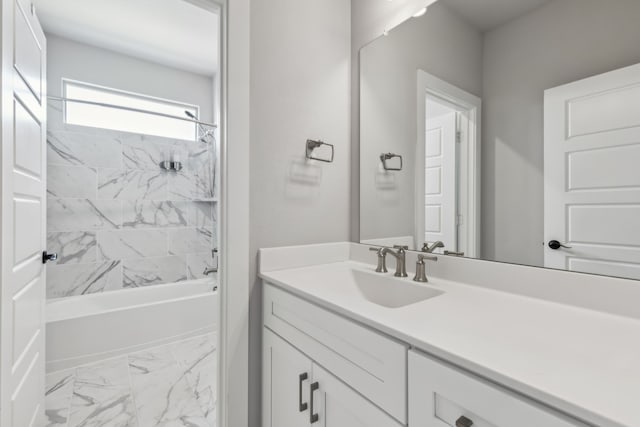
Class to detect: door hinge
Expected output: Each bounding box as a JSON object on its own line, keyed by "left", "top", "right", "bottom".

{"left": 456, "top": 214, "right": 464, "bottom": 226}
{"left": 455, "top": 131, "right": 462, "bottom": 143}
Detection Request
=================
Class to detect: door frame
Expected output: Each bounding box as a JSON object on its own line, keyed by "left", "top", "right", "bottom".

{"left": 416, "top": 70, "right": 481, "bottom": 257}
{"left": 216, "top": 0, "right": 251, "bottom": 426}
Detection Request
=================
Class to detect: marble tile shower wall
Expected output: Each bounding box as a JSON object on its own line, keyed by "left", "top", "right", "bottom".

{"left": 46, "top": 118, "right": 217, "bottom": 299}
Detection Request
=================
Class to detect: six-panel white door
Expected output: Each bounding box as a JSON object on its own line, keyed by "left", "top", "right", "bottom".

{"left": 424, "top": 111, "right": 457, "bottom": 252}
{"left": 0, "top": 0, "right": 47, "bottom": 425}
{"left": 544, "top": 62, "right": 640, "bottom": 279}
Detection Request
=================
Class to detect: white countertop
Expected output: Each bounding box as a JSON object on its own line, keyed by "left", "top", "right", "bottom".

{"left": 260, "top": 259, "right": 640, "bottom": 427}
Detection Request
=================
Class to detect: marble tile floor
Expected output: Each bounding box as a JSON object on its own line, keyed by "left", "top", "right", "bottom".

{"left": 45, "top": 333, "right": 217, "bottom": 427}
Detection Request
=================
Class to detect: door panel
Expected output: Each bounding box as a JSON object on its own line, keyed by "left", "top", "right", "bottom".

{"left": 567, "top": 143, "right": 640, "bottom": 190}
{"left": 13, "top": 0, "right": 43, "bottom": 101}
{"left": 1, "top": 0, "right": 47, "bottom": 425}
{"left": 544, "top": 62, "right": 640, "bottom": 279}
{"left": 312, "top": 364, "right": 401, "bottom": 427}
{"left": 263, "top": 329, "right": 312, "bottom": 427}
{"left": 14, "top": 98, "right": 42, "bottom": 176}
{"left": 424, "top": 112, "right": 457, "bottom": 251}
{"left": 12, "top": 276, "right": 42, "bottom": 363}
{"left": 567, "top": 83, "right": 640, "bottom": 138}
{"left": 14, "top": 198, "right": 41, "bottom": 263}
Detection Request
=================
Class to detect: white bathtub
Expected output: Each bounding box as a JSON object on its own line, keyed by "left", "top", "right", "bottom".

{"left": 46, "top": 278, "right": 218, "bottom": 372}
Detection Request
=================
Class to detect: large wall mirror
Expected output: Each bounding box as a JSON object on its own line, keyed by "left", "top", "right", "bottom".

{"left": 359, "top": 0, "right": 640, "bottom": 281}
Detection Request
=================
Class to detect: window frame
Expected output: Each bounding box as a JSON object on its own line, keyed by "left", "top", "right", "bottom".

{"left": 61, "top": 78, "right": 200, "bottom": 140}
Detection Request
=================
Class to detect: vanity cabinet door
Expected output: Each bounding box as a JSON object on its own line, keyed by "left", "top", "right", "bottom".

{"left": 263, "top": 329, "right": 313, "bottom": 427}
{"left": 310, "top": 364, "right": 402, "bottom": 427}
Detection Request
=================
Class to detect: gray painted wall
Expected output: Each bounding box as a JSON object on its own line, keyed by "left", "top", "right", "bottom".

{"left": 47, "top": 34, "right": 215, "bottom": 122}
{"left": 359, "top": 2, "right": 483, "bottom": 241}
{"left": 248, "top": 0, "right": 351, "bottom": 425}
{"left": 481, "top": 0, "right": 640, "bottom": 265}
{"left": 351, "top": 0, "right": 437, "bottom": 242}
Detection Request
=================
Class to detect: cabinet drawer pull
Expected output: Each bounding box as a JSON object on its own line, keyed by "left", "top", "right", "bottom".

{"left": 298, "top": 373, "right": 308, "bottom": 412}
{"left": 456, "top": 415, "right": 474, "bottom": 427}
{"left": 310, "top": 381, "right": 319, "bottom": 423}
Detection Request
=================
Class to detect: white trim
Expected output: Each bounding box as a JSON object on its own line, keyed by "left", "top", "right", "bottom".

{"left": 218, "top": 0, "right": 250, "bottom": 426}
{"left": 416, "top": 70, "right": 481, "bottom": 258}
{"left": 60, "top": 78, "right": 201, "bottom": 140}
{"left": 61, "top": 78, "right": 201, "bottom": 116}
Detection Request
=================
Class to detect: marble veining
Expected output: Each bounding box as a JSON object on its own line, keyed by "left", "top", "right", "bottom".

{"left": 47, "top": 124, "right": 217, "bottom": 298}
{"left": 48, "top": 199, "right": 122, "bottom": 232}
{"left": 45, "top": 370, "right": 76, "bottom": 427}
{"left": 98, "top": 169, "right": 167, "bottom": 200}
{"left": 169, "top": 228, "right": 213, "bottom": 256}
{"left": 68, "top": 357, "right": 137, "bottom": 427}
{"left": 47, "top": 261, "right": 123, "bottom": 298}
{"left": 47, "top": 165, "right": 97, "bottom": 199}
{"left": 47, "top": 130, "right": 122, "bottom": 169}
{"left": 45, "top": 334, "right": 216, "bottom": 427}
{"left": 123, "top": 256, "right": 188, "bottom": 288}
{"left": 47, "top": 232, "right": 97, "bottom": 265}
{"left": 122, "top": 201, "right": 189, "bottom": 229}
{"left": 97, "top": 229, "right": 168, "bottom": 261}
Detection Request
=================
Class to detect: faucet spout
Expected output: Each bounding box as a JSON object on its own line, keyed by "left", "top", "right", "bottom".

{"left": 422, "top": 241, "right": 445, "bottom": 253}
{"left": 382, "top": 245, "right": 408, "bottom": 277}
{"left": 203, "top": 266, "right": 218, "bottom": 276}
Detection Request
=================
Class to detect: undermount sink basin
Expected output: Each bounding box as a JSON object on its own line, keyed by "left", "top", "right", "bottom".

{"left": 350, "top": 269, "right": 443, "bottom": 308}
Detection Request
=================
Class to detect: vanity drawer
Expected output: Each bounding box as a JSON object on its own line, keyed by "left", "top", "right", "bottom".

{"left": 263, "top": 283, "right": 408, "bottom": 423}
{"left": 408, "top": 350, "right": 587, "bottom": 427}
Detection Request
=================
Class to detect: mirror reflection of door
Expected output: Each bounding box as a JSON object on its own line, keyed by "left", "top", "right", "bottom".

{"left": 415, "top": 71, "right": 481, "bottom": 258}
{"left": 424, "top": 101, "right": 457, "bottom": 254}
{"left": 544, "top": 63, "right": 640, "bottom": 280}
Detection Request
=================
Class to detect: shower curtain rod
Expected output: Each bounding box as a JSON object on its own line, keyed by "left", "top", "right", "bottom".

{"left": 47, "top": 95, "right": 218, "bottom": 128}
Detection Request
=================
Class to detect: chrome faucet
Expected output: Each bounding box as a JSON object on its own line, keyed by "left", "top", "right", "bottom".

{"left": 383, "top": 245, "right": 408, "bottom": 277}
{"left": 422, "top": 241, "right": 444, "bottom": 253}
{"left": 203, "top": 266, "right": 218, "bottom": 276}
{"left": 203, "top": 248, "right": 219, "bottom": 276}
{"left": 369, "top": 247, "right": 388, "bottom": 273}
{"left": 413, "top": 254, "right": 437, "bottom": 282}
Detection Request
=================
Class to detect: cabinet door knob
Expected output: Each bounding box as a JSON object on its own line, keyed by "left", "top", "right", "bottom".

{"left": 309, "top": 381, "right": 319, "bottom": 423}
{"left": 298, "top": 373, "right": 308, "bottom": 412}
{"left": 456, "top": 415, "right": 474, "bottom": 427}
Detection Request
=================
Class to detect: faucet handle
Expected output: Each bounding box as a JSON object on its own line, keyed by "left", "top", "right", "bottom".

{"left": 369, "top": 247, "right": 388, "bottom": 273}
{"left": 393, "top": 245, "right": 409, "bottom": 251}
{"left": 414, "top": 254, "right": 436, "bottom": 282}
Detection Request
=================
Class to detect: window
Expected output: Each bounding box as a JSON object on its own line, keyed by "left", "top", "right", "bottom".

{"left": 63, "top": 79, "right": 199, "bottom": 140}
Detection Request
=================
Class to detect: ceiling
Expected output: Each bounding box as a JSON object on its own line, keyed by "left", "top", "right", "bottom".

{"left": 443, "top": 0, "right": 553, "bottom": 32}
{"left": 33, "top": 0, "right": 220, "bottom": 76}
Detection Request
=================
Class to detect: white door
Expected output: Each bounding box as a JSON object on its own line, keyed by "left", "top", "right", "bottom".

{"left": 544, "top": 63, "right": 640, "bottom": 279}
{"left": 311, "top": 364, "right": 401, "bottom": 427}
{"left": 263, "top": 329, "right": 313, "bottom": 427}
{"left": 424, "top": 112, "right": 457, "bottom": 252}
{"left": 0, "top": 0, "right": 47, "bottom": 425}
